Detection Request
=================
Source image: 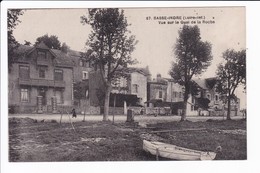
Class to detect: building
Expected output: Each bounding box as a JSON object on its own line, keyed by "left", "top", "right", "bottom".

{"left": 164, "top": 78, "right": 184, "bottom": 103}
{"left": 146, "top": 74, "right": 168, "bottom": 107}
{"left": 8, "top": 42, "right": 74, "bottom": 113}
{"left": 187, "top": 77, "right": 240, "bottom": 116}
{"left": 89, "top": 66, "right": 150, "bottom": 111}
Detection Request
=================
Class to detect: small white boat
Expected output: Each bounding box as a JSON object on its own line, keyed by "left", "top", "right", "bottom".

{"left": 143, "top": 140, "right": 217, "bottom": 160}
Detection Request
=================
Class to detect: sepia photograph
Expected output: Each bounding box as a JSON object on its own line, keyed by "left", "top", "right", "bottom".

{"left": 1, "top": 1, "right": 260, "bottom": 173}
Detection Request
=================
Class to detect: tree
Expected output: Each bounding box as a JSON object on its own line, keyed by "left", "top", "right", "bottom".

{"left": 61, "top": 42, "right": 70, "bottom": 53}
{"left": 216, "top": 49, "right": 246, "bottom": 120}
{"left": 73, "top": 81, "right": 88, "bottom": 107}
{"left": 8, "top": 9, "right": 24, "bottom": 70}
{"left": 81, "top": 8, "right": 138, "bottom": 121}
{"left": 24, "top": 40, "right": 31, "bottom": 46}
{"left": 169, "top": 25, "right": 213, "bottom": 121}
{"left": 35, "top": 34, "right": 61, "bottom": 49}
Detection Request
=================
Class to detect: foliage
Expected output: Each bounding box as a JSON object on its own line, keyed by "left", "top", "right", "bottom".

{"left": 73, "top": 81, "right": 88, "bottom": 103}
{"left": 81, "top": 8, "right": 138, "bottom": 120}
{"left": 216, "top": 49, "right": 246, "bottom": 119}
{"left": 24, "top": 40, "right": 31, "bottom": 46}
{"left": 35, "top": 34, "right": 62, "bottom": 49}
{"left": 169, "top": 25, "right": 213, "bottom": 120}
{"left": 196, "top": 97, "right": 210, "bottom": 110}
{"left": 61, "top": 42, "right": 70, "bottom": 53}
{"left": 8, "top": 9, "right": 24, "bottom": 70}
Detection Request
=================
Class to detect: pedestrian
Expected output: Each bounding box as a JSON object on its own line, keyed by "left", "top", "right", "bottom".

{"left": 71, "top": 108, "right": 77, "bottom": 118}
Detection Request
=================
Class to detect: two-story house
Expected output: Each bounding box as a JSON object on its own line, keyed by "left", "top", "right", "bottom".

{"left": 188, "top": 77, "right": 240, "bottom": 116}
{"left": 8, "top": 42, "right": 74, "bottom": 114}
{"left": 146, "top": 74, "right": 168, "bottom": 107}
{"left": 89, "top": 66, "right": 150, "bottom": 110}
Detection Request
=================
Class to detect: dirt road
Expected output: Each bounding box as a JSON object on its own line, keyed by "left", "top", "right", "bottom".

{"left": 9, "top": 113, "right": 244, "bottom": 124}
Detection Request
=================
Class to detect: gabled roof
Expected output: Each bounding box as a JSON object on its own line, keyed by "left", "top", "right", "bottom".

{"left": 14, "top": 44, "right": 75, "bottom": 67}
{"left": 14, "top": 45, "right": 34, "bottom": 56}
{"left": 192, "top": 77, "right": 218, "bottom": 90}
{"left": 126, "top": 67, "right": 150, "bottom": 76}
{"left": 51, "top": 49, "right": 75, "bottom": 67}
{"left": 193, "top": 78, "right": 208, "bottom": 89}
{"left": 35, "top": 41, "right": 50, "bottom": 50}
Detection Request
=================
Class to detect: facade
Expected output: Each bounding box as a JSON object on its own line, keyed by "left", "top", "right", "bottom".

{"left": 89, "top": 66, "right": 150, "bottom": 108}
{"left": 164, "top": 78, "right": 184, "bottom": 103}
{"left": 147, "top": 74, "right": 168, "bottom": 107}
{"left": 187, "top": 78, "right": 241, "bottom": 116}
{"left": 8, "top": 42, "right": 74, "bottom": 113}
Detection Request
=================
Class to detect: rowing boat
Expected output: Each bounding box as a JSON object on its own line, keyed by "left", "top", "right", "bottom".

{"left": 143, "top": 140, "right": 217, "bottom": 160}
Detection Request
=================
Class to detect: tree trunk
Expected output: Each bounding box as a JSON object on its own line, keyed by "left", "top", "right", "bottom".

{"left": 227, "top": 97, "right": 231, "bottom": 120}
{"left": 181, "top": 100, "right": 187, "bottom": 121}
{"left": 181, "top": 83, "right": 189, "bottom": 121}
{"left": 103, "top": 85, "right": 111, "bottom": 121}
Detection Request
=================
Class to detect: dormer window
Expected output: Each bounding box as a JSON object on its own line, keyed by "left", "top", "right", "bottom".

{"left": 37, "top": 50, "right": 47, "bottom": 59}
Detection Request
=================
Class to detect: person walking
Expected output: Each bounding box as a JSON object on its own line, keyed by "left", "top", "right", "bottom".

{"left": 71, "top": 108, "right": 77, "bottom": 118}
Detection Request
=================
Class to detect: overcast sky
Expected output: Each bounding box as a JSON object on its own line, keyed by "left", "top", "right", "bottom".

{"left": 13, "top": 7, "right": 246, "bottom": 107}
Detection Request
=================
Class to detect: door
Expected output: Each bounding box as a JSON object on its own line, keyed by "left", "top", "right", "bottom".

{"left": 38, "top": 87, "right": 47, "bottom": 105}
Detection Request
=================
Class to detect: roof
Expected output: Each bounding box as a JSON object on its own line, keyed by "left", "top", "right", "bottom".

{"left": 126, "top": 67, "right": 151, "bottom": 76}
{"left": 14, "top": 45, "right": 34, "bottom": 56}
{"left": 51, "top": 49, "right": 75, "bottom": 67}
{"left": 35, "top": 41, "right": 50, "bottom": 50}
{"left": 14, "top": 44, "right": 75, "bottom": 67}
{"left": 193, "top": 78, "right": 208, "bottom": 89}
{"left": 192, "top": 77, "right": 218, "bottom": 90}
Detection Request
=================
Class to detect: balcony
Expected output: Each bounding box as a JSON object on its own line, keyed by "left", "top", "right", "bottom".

{"left": 18, "top": 78, "right": 66, "bottom": 88}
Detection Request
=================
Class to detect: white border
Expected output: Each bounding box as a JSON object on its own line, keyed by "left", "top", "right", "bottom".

{"left": 1, "top": 1, "right": 260, "bottom": 173}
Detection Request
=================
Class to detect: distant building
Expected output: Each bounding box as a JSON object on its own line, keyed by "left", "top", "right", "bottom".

{"left": 8, "top": 42, "right": 74, "bottom": 113}
{"left": 188, "top": 77, "right": 240, "bottom": 116}
{"left": 89, "top": 66, "right": 150, "bottom": 110}
{"left": 146, "top": 74, "right": 168, "bottom": 107}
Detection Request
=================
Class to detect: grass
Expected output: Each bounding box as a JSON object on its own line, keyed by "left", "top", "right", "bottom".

{"left": 9, "top": 117, "right": 246, "bottom": 161}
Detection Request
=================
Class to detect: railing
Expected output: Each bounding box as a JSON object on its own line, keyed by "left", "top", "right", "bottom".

{"left": 18, "top": 78, "right": 65, "bottom": 88}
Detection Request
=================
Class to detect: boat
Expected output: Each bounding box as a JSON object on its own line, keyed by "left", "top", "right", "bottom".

{"left": 143, "top": 140, "right": 217, "bottom": 160}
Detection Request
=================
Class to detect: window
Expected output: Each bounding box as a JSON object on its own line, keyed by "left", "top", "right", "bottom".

{"left": 82, "top": 71, "right": 89, "bottom": 80}
{"left": 54, "top": 89, "right": 63, "bottom": 104}
{"left": 21, "top": 88, "right": 29, "bottom": 102}
{"left": 132, "top": 84, "right": 138, "bottom": 93}
{"left": 19, "top": 65, "right": 30, "bottom": 79}
{"left": 79, "top": 59, "right": 83, "bottom": 66}
{"left": 37, "top": 50, "right": 47, "bottom": 59}
{"left": 54, "top": 69, "right": 63, "bottom": 81}
{"left": 179, "top": 92, "right": 182, "bottom": 98}
{"left": 215, "top": 95, "right": 218, "bottom": 101}
{"left": 207, "top": 94, "right": 211, "bottom": 100}
{"left": 85, "top": 61, "right": 90, "bottom": 68}
{"left": 159, "top": 90, "right": 163, "bottom": 99}
{"left": 174, "top": 91, "right": 177, "bottom": 98}
{"left": 39, "top": 66, "right": 46, "bottom": 78}
{"left": 38, "top": 88, "right": 47, "bottom": 105}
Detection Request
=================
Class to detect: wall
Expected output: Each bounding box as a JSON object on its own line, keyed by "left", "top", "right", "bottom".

{"left": 166, "top": 81, "right": 184, "bottom": 103}
{"left": 8, "top": 47, "right": 74, "bottom": 113}
{"left": 130, "top": 72, "right": 147, "bottom": 105}
{"left": 148, "top": 82, "right": 167, "bottom": 101}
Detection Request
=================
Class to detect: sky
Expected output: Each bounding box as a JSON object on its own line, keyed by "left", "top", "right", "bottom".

{"left": 13, "top": 7, "right": 246, "bottom": 107}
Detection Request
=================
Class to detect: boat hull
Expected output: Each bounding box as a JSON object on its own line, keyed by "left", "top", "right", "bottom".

{"left": 143, "top": 140, "right": 216, "bottom": 160}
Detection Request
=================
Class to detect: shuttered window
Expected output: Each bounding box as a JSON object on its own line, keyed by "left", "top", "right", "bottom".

{"left": 54, "top": 69, "right": 63, "bottom": 81}
{"left": 19, "top": 65, "right": 30, "bottom": 79}
{"left": 21, "top": 88, "right": 29, "bottom": 102}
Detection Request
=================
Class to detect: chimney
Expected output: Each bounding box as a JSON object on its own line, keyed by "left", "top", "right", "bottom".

{"left": 156, "top": 73, "right": 161, "bottom": 82}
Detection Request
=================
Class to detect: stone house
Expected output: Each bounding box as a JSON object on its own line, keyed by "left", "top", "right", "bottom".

{"left": 146, "top": 74, "right": 168, "bottom": 107}
{"left": 89, "top": 67, "right": 150, "bottom": 111}
{"left": 8, "top": 42, "right": 74, "bottom": 113}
